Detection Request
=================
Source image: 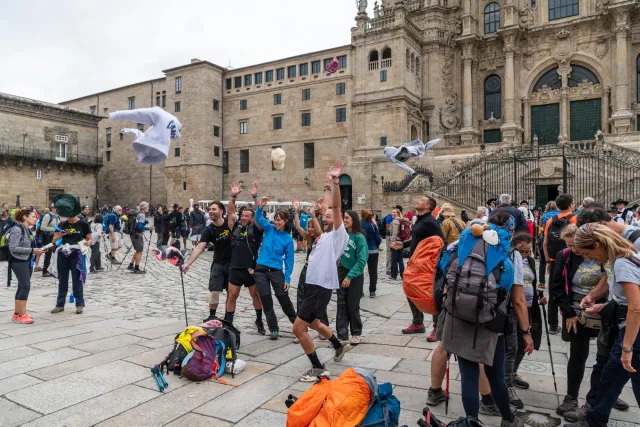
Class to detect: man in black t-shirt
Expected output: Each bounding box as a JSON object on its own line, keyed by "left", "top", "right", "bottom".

{"left": 181, "top": 201, "right": 232, "bottom": 322}
{"left": 167, "top": 204, "right": 183, "bottom": 247}
{"left": 226, "top": 181, "right": 266, "bottom": 333}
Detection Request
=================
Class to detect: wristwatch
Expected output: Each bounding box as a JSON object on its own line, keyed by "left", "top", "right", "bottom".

{"left": 623, "top": 346, "right": 633, "bottom": 354}
{"left": 521, "top": 326, "right": 531, "bottom": 335}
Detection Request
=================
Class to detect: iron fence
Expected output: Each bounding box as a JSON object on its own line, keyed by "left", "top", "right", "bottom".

{"left": 0, "top": 144, "right": 102, "bottom": 167}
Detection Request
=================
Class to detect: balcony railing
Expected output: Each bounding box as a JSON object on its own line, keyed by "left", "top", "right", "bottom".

{"left": 368, "top": 61, "right": 379, "bottom": 71}
{"left": 0, "top": 144, "right": 103, "bottom": 167}
{"left": 381, "top": 59, "right": 392, "bottom": 68}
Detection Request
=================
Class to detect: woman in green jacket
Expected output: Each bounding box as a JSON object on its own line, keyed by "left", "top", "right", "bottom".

{"left": 337, "top": 210, "right": 369, "bottom": 345}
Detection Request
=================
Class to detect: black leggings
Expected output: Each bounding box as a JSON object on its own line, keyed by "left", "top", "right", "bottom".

{"left": 366, "top": 252, "right": 379, "bottom": 293}
{"left": 566, "top": 321, "right": 593, "bottom": 398}
{"left": 11, "top": 259, "right": 31, "bottom": 300}
{"left": 255, "top": 265, "right": 296, "bottom": 332}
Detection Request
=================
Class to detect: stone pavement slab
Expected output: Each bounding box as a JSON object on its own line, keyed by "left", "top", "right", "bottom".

{"left": 70, "top": 333, "right": 147, "bottom": 353}
{"left": 0, "top": 325, "right": 90, "bottom": 350}
{"left": 0, "top": 373, "right": 42, "bottom": 396}
{"left": 163, "top": 413, "right": 232, "bottom": 427}
{"left": 349, "top": 343, "right": 431, "bottom": 360}
{"left": 5, "top": 360, "right": 149, "bottom": 414}
{"left": 0, "top": 346, "right": 89, "bottom": 380}
{"left": 0, "top": 396, "right": 40, "bottom": 426}
{"left": 233, "top": 409, "right": 287, "bottom": 427}
{"left": 28, "top": 327, "right": 130, "bottom": 351}
{"left": 0, "top": 345, "right": 42, "bottom": 362}
{"left": 334, "top": 351, "right": 401, "bottom": 371}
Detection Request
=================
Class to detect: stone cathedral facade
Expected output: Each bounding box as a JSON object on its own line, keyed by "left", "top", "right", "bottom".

{"left": 59, "top": 0, "right": 640, "bottom": 212}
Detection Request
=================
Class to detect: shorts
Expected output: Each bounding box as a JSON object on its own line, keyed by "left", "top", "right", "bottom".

{"left": 131, "top": 233, "right": 144, "bottom": 252}
{"left": 228, "top": 268, "right": 256, "bottom": 287}
{"left": 191, "top": 225, "right": 204, "bottom": 241}
{"left": 209, "top": 261, "right": 230, "bottom": 292}
{"left": 171, "top": 229, "right": 183, "bottom": 239}
{"left": 109, "top": 232, "right": 124, "bottom": 250}
{"left": 297, "top": 283, "right": 333, "bottom": 324}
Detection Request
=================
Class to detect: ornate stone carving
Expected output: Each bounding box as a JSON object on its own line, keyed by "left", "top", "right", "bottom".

{"left": 519, "top": 6, "right": 535, "bottom": 30}
{"left": 568, "top": 80, "right": 604, "bottom": 97}
{"left": 615, "top": 24, "right": 630, "bottom": 38}
{"left": 439, "top": 48, "right": 460, "bottom": 133}
{"left": 502, "top": 33, "right": 517, "bottom": 54}
{"left": 530, "top": 85, "right": 562, "bottom": 101}
{"left": 595, "top": 36, "right": 608, "bottom": 59}
{"left": 358, "top": 0, "right": 368, "bottom": 15}
{"left": 44, "top": 126, "right": 78, "bottom": 147}
{"left": 556, "top": 29, "right": 572, "bottom": 57}
{"left": 595, "top": 0, "right": 610, "bottom": 14}
{"left": 482, "top": 113, "right": 504, "bottom": 128}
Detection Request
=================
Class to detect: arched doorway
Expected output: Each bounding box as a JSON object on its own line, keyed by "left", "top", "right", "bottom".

{"left": 339, "top": 174, "right": 352, "bottom": 211}
{"left": 528, "top": 63, "right": 604, "bottom": 144}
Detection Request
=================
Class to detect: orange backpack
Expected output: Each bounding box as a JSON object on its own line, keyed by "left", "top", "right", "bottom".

{"left": 286, "top": 368, "right": 375, "bottom": 427}
{"left": 402, "top": 235, "right": 445, "bottom": 315}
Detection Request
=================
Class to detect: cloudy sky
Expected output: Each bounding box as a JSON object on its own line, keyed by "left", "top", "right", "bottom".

{"left": 1, "top": 0, "right": 372, "bottom": 104}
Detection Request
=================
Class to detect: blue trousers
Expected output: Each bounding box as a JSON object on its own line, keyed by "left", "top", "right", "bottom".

{"left": 587, "top": 326, "right": 640, "bottom": 427}
{"left": 56, "top": 251, "right": 84, "bottom": 308}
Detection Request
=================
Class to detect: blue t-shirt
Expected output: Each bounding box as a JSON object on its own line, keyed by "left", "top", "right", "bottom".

{"left": 384, "top": 214, "right": 393, "bottom": 236}
{"left": 103, "top": 212, "right": 121, "bottom": 233}
{"left": 299, "top": 214, "right": 309, "bottom": 231}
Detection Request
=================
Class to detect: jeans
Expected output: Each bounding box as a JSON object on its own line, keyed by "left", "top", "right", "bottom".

{"left": 587, "top": 326, "right": 640, "bottom": 427}
{"left": 409, "top": 299, "right": 424, "bottom": 325}
{"left": 459, "top": 335, "right": 513, "bottom": 421}
{"left": 296, "top": 265, "right": 328, "bottom": 326}
{"left": 11, "top": 259, "right": 31, "bottom": 300}
{"left": 566, "top": 321, "right": 592, "bottom": 398}
{"left": 42, "top": 234, "right": 53, "bottom": 274}
{"left": 366, "top": 252, "right": 379, "bottom": 293}
{"left": 56, "top": 251, "right": 84, "bottom": 307}
{"left": 336, "top": 266, "right": 364, "bottom": 340}
{"left": 255, "top": 266, "right": 296, "bottom": 332}
{"left": 90, "top": 244, "right": 101, "bottom": 271}
{"left": 391, "top": 249, "right": 404, "bottom": 279}
{"left": 586, "top": 323, "right": 618, "bottom": 406}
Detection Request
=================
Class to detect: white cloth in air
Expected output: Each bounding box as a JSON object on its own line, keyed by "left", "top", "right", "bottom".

{"left": 383, "top": 138, "right": 441, "bottom": 175}
{"left": 110, "top": 106, "right": 182, "bottom": 165}
{"left": 271, "top": 147, "right": 286, "bottom": 170}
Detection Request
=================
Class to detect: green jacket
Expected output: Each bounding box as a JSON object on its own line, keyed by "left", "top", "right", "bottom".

{"left": 340, "top": 232, "right": 369, "bottom": 280}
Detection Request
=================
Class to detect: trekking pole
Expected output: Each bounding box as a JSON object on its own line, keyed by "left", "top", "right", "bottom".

{"left": 445, "top": 352, "right": 451, "bottom": 415}
{"left": 179, "top": 267, "right": 189, "bottom": 327}
{"left": 116, "top": 245, "right": 133, "bottom": 272}
{"left": 102, "top": 236, "right": 111, "bottom": 270}
{"left": 539, "top": 292, "right": 560, "bottom": 406}
{"left": 142, "top": 230, "right": 153, "bottom": 272}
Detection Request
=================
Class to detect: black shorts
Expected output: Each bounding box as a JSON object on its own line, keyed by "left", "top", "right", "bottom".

{"left": 228, "top": 268, "right": 256, "bottom": 287}
{"left": 131, "top": 233, "right": 144, "bottom": 252}
{"left": 171, "top": 229, "right": 183, "bottom": 239}
{"left": 209, "top": 262, "right": 230, "bottom": 292}
{"left": 297, "top": 283, "right": 333, "bottom": 324}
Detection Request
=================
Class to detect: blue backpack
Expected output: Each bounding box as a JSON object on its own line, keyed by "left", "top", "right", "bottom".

{"left": 361, "top": 382, "right": 403, "bottom": 427}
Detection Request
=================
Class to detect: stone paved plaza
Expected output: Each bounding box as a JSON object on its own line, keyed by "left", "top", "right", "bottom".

{"left": 1, "top": 232, "right": 639, "bottom": 427}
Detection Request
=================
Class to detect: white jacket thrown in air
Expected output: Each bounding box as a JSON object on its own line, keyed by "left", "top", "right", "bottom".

{"left": 383, "top": 138, "right": 441, "bottom": 175}
{"left": 110, "top": 106, "right": 182, "bottom": 165}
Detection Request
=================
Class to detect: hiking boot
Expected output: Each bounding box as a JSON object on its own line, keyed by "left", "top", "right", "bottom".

{"left": 500, "top": 415, "right": 524, "bottom": 427}
{"left": 564, "top": 403, "right": 590, "bottom": 423}
{"left": 427, "top": 328, "right": 437, "bottom": 342}
{"left": 556, "top": 395, "right": 579, "bottom": 415}
{"left": 299, "top": 367, "right": 330, "bottom": 382}
{"left": 513, "top": 374, "right": 530, "bottom": 389}
{"left": 479, "top": 400, "right": 502, "bottom": 416}
{"left": 613, "top": 398, "right": 629, "bottom": 411}
{"left": 76, "top": 307, "right": 83, "bottom": 314}
{"left": 255, "top": 319, "right": 266, "bottom": 335}
{"left": 350, "top": 336, "right": 362, "bottom": 345}
{"left": 333, "top": 343, "right": 346, "bottom": 362}
{"left": 42, "top": 272, "right": 52, "bottom": 277}
{"left": 402, "top": 323, "right": 426, "bottom": 334}
{"left": 127, "top": 264, "right": 134, "bottom": 270}
{"left": 508, "top": 387, "right": 524, "bottom": 409}
{"left": 549, "top": 325, "right": 561, "bottom": 335}
{"left": 370, "top": 292, "right": 376, "bottom": 298}
{"left": 15, "top": 314, "right": 34, "bottom": 324}
{"left": 50, "top": 307, "right": 64, "bottom": 314}
{"left": 95, "top": 267, "right": 105, "bottom": 271}
{"left": 34, "top": 266, "right": 43, "bottom": 272}
{"left": 269, "top": 330, "right": 279, "bottom": 340}
{"left": 133, "top": 269, "right": 146, "bottom": 274}
{"left": 426, "top": 387, "right": 446, "bottom": 406}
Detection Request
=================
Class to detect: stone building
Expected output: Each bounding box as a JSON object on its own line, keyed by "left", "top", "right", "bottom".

{"left": 0, "top": 93, "right": 102, "bottom": 210}
{"left": 60, "top": 0, "right": 640, "bottom": 212}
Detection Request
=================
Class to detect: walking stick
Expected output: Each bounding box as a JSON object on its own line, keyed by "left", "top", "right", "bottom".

{"left": 445, "top": 352, "right": 451, "bottom": 415}
{"left": 179, "top": 267, "right": 189, "bottom": 327}
{"left": 143, "top": 230, "right": 153, "bottom": 272}
{"left": 116, "top": 244, "right": 133, "bottom": 271}
{"left": 539, "top": 291, "right": 560, "bottom": 406}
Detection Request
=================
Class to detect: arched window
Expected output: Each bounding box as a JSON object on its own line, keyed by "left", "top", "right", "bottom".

{"left": 369, "top": 50, "right": 379, "bottom": 62}
{"left": 382, "top": 48, "right": 392, "bottom": 60}
{"left": 411, "top": 125, "right": 418, "bottom": 140}
{"left": 533, "top": 67, "right": 561, "bottom": 91}
{"left": 484, "top": 75, "right": 502, "bottom": 120}
{"left": 484, "top": 3, "right": 500, "bottom": 34}
{"left": 568, "top": 65, "right": 600, "bottom": 87}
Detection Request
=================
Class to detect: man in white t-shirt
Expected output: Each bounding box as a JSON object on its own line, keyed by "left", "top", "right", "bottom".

{"left": 293, "top": 160, "right": 349, "bottom": 382}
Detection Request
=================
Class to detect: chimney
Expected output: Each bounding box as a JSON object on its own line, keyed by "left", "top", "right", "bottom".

{"left": 190, "top": 58, "right": 201, "bottom": 64}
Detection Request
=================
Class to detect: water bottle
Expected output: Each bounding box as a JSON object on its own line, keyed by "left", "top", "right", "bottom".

{"left": 70, "top": 294, "right": 75, "bottom": 303}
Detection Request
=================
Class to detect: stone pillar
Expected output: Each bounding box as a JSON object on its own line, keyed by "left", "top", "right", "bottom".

{"left": 462, "top": 0, "right": 475, "bottom": 35}
{"left": 611, "top": 7, "right": 634, "bottom": 133}
{"left": 523, "top": 97, "right": 530, "bottom": 142}
{"left": 557, "top": 61, "right": 572, "bottom": 143}
{"left": 602, "top": 87, "right": 610, "bottom": 133}
{"left": 500, "top": 32, "right": 523, "bottom": 143}
{"left": 459, "top": 40, "right": 478, "bottom": 145}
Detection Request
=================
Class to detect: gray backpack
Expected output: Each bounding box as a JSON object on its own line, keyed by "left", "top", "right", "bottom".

{"left": 443, "top": 239, "right": 511, "bottom": 347}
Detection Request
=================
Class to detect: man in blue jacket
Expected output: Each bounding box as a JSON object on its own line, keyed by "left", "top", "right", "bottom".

{"left": 489, "top": 194, "right": 528, "bottom": 234}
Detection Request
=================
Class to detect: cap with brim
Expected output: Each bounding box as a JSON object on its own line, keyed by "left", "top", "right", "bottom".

{"left": 487, "top": 198, "right": 497, "bottom": 205}
{"left": 54, "top": 194, "right": 81, "bottom": 217}
{"left": 612, "top": 199, "right": 629, "bottom": 205}
{"left": 81, "top": 205, "right": 88, "bottom": 210}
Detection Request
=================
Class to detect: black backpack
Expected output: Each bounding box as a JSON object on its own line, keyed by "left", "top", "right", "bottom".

{"left": 546, "top": 214, "right": 575, "bottom": 258}
{"left": 231, "top": 223, "right": 260, "bottom": 261}
{"left": 123, "top": 211, "right": 139, "bottom": 235}
{"left": 0, "top": 222, "right": 22, "bottom": 262}
{"left": 206, "top": 320, "right": 241, "bottom": 377}
{"left": 628, "top": 228, "right": 640, "bottom": 245}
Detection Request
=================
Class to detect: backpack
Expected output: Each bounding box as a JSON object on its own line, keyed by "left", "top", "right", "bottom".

{"left": 160, "top": 326, "right": 206, "bottom": 375}
{"left": 546, "top": 214, "right": 575, "bottom": 258}
{"left": 180, "top": 334, "right": 227, "bottom": 382}
{"left": 402, "top": 236, "right": 445, "bottom": 315}
{"left": 399, "top": 219, "right": 411, "bottom": 241}
{"left": 443, "top": 226, "right": 515, "bottom": 348}
{"left": 0, "top": 222, "right": 23, "bottom": 262}
{"left": 361, "top": 382, "right": 402, "bottom": 427}
{"left": 102, "top": 213, "right": 115, "bottom": 233}
{"left": 206, "top": 320, "right": 240, "bottom": 378}
{"left": 627, "top": 228, "right": 640, "bottom": 245}
{"left": 231, "top": 223, "right": 260, "bottom": 262}
{"left": 123, "top": 211, "right": 139, "bottom": 235}
{"left": 286, "top": 367, "right": 377, "bottom": 427}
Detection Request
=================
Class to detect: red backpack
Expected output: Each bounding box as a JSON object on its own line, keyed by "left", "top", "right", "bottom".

{"left": 399, "top": 219, "right": 412, "bottom": 241}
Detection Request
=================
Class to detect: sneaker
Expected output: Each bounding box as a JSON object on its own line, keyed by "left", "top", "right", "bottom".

{"left": 42, "top": 272, "right": 52, "bottom": 277}
{"left": 76, "top": 307, "right": 83, "bottom": 314}
{"left": 270, "top": 330, "right": 279, "bottom": 340}
{"left": 426, "top": 328, "right": 437, "bottom": 342}
{"left": 255, "top": 319, "right": 266, "bottom": 335}
{"left": 127, "top": 264, "right": 134, "bottom": 271}
{"left": 350, "top": 336, "right": 362, "bottom": 345}
{"left": 402, "top": 323, "right": 426, "bottom": 334}
{"left": 564, "top": 403, "right": 590, "bottom": 423}
{"left": 95, "top": 267, "right": 105, "bottom": 271}
{"left": 370, "top": 292, "right": 376, "bottom": 298}
{"left": 549, "top": 325, "right": 561, "bottom": 335}
{"left": 500, "top": 415, "right": 524, "bottom": 427}
{"left": 513, "top": 374, "right": 530, "bottom": 389}
{"left": 556, "top": 395, "right": 579, "bottom": 415}
{"left": 50, "top": 307, "right": 64, "bottom": 314}
{"left": 508, "top": 387, "right": 524, "bottom": 409}
{"left": 11, "top": 313, "right": 19, "bottom": 322}
{"left": 15, "top": 314, "right": 34, "bottom": 324}
{"left": 426, "top": 387, "right": 446, "bottom": 406}
{"left": 333, "top": 343, "right": 346, "bottom": 362}
{"left": 480, "top": 400, "right": 502, "bottom": 417}
{"left": 613, "top": 398, "right": 630, "bottom": 411}
{"left": 299, "top": 367, "right": 330, "bottom": 382}
{"left": 293, "top": 337, "right": 300, "bottom": 344}
{"left": 133, "top": 269, "right": 146, "bottom": 274}
{"left": 34, "top": 266, "right": 43, "bottom": 272}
